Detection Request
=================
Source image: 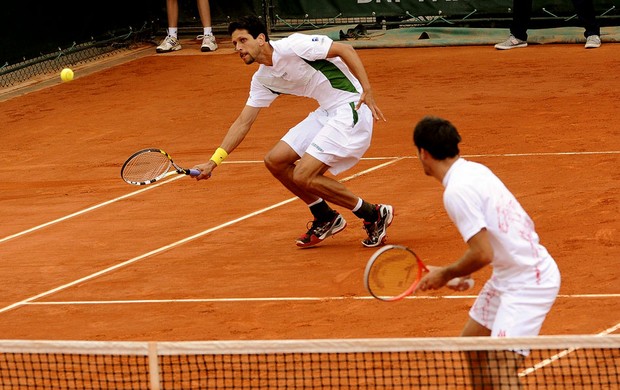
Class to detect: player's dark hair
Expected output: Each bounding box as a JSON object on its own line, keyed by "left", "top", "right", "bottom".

{"left": 413, "top": 116, "right": 461, "bottom": 160}
{"left": 228, "top": 15, "right": 270, "bottom": 42}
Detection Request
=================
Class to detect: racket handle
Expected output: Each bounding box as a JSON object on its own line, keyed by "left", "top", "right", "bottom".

{"left": 188, "top": 169, "right": 201, "bottom": 177}
{"left": 447, "top": 277, "right": 475, "bottom": 290}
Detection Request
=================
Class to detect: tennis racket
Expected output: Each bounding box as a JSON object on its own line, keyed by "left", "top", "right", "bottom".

{"left": 121, "top": 148, "right": 200, "bottom": 186}
{"left": 364, "top": 244, "right": 474, "bottom": 301}
{"left": 364, "top": 245, "right": 428, "bottom": 301}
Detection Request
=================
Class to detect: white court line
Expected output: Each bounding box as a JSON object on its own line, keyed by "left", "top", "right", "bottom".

{"left": 22, "top": 293, "right": 620, "bottom": 305}
{"left": 23, "top": 296, "right": 474, "bottom": 305}
{"left": 2, "top": 150, "right": 618, "bottom": 244}
{"left": 519, "top": 322, "right": 620, "bottom": 377}
{"left": 0, "top": 175, "right": 184, "bottom": 244}
{"left": 0, "top": 158, "right": 400, "bottom": 244}
{"left": 226, "top": 150, "right": 620, "bottom": 163}
{"left": 465, "top": 150, "right": 620, "bottom": 158}
{"left": 0, "top": 158, "right": 404, "bottom": 315}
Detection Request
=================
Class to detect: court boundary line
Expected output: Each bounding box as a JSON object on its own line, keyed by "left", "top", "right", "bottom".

{"left": 0, "top": 158, "right": 404, "bottom": 315}
{"left": 519, "top": 323, "right": 620, "bottom": 377}
{"left": 0, "top": 177, "right": 186, "bottom": 244}
{"left": 21, "top": 293, "right": 620, "bottom": 305}
{"left": 1, "top": 150, "right": 618, "bottom": 245}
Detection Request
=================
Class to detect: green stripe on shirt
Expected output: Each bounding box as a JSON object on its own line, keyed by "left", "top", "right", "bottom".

{"left": 304, "top": 59, "right": 359, "bottom": 93}
{"left": 349, "top": 102, "right": 358, "bottom": 125}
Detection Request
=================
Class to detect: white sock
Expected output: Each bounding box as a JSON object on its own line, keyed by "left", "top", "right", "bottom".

{"left": 167, "top": 27, "right": 178, "bottom": 38}
{"left": 352, "top": 198, "right": 363, "bottom": 212}
{"left": 203, "top": 27, "right": 213, "bottom": 36}
{"left": 308, "top": 198, "right": 323, "bottom": 207}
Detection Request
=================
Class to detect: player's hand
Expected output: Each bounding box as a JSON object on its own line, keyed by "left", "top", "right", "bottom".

{"left": 356, "top": 90, "right": 386, "bottom": 122}
{"left": 192, "top": 161, "right": 216, "bottom": 180}
{"left": 420, "top": 266, "right": 474, "bottom": 292}
{"left": 417, "top": 266, "right": 449, "bottom": 291}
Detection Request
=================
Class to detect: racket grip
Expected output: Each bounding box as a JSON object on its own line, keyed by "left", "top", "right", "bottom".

{"left": 188, "top": 169, "right": 201, "bottom": 177}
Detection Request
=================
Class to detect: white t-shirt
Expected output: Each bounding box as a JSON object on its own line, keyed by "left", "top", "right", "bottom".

{"left": 442, "top": 158, "right": 557, "bottom": 288}
{"left": 246, "top": 33, "right": 363, "bottom": 111}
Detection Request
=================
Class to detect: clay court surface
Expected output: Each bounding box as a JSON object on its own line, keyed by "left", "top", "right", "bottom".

{"left": 0, "top": 37, "right": 618, "bottom": 342}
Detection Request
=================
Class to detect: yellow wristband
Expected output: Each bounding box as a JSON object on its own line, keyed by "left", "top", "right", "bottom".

{"left": 209, "top": 147, "right": 228, "bottom": 166}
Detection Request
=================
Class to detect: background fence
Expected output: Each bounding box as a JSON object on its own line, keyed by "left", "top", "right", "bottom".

{"left": 1, "top": 0, "right": 618, "bottom": 69}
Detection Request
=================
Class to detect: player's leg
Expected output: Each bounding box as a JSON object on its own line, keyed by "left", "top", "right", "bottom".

{"left": 265, "top": 140, "right": 323, "bottom": 205}
{"left": 461, "top": 318, "right": 496, "bottom": 389}
{"left": 265, "top": 119, "right": 346, "bottom": 248}
{"left": 293, "top": 152, "right": 390, "bottom": 232}
{"left": 461, "top": 317, "right": 523, "bottom": 388}
{"left": 468, "top": 280, "right": 558, "bottom": 389}
{"left": 463, "top": 281, "right": 505, "bottom": 388}
{"left": 488, "top": 296, "right": 534, "bottom": 389}
{"left": 157, "top": 0, "right": 182, "bottom": 53}
{"left": 297, "top": 103, "right": 393, "bottom": 247}
{"left": 293, "top": 154, "right": 360, "bottom": 209}
{"left": 461, "top": 317, "right": 491, "bottom": 337}
{"left": 487, "top": 278, "right": 559, "bottom": 386}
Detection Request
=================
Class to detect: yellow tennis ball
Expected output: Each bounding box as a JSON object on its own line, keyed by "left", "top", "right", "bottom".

{"left": 60, "top": 68, "right": 74, "bottom": 82}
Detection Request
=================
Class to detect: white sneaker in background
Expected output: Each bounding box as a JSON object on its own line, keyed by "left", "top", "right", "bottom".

{"left": 156, "top": 35, "right": 181, "bottom": 53}
{"left": 197, "top": 34, "right": 218, "bottom": 52}
{"left": 494, "top": 35, "right": 528, "bottom": 50}
{"left": 585, "top": 35, "right": 601, "bottom": 49}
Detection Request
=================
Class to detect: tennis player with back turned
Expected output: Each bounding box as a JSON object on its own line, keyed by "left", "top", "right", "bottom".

{"left": 413, "top": 116, "right": 561, "bottom": 388}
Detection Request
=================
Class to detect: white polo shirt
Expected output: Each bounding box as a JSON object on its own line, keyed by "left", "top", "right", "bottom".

{"left": 246, "top": 33, "right": 363, "bottom": 111}
{"left": 442, "top": 158, "right": 558, "bottom": 289}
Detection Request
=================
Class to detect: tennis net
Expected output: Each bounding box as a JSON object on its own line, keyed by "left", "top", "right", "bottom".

{"left": 0, "top": 335, "right": 618, "bottom": 389}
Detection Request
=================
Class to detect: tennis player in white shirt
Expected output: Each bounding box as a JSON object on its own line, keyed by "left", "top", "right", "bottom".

{"left": 413, "top": 116, "right": 561, "bottom": 387}
{"left": 194, "top": 16, "right": 393, "bottom": 249}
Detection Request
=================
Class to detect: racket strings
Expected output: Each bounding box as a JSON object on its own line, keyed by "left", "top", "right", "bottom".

{"left": 368, "top": 250, "right": 420, "bottom": 298}
{"left": 122, "top": 152, "right": 172, "bottom": 182}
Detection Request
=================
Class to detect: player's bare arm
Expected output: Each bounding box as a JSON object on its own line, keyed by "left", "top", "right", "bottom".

{"left": 326, "top": 42, "right": 386, "bottom": 122}
{"left": 418, "top": 229, "right": 493, "bottom": 291}
{"left": 194, "top": 105, "right": 262, "bottom": 180}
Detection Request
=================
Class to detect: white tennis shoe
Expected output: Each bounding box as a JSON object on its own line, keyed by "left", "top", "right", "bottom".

{"left": 198, "top": 34, "right": 218, "bottom": 52}
{"left": 585, "top": 35, "right": 601, "bottom": 49}
{"left": 156, "top": 35, "right": 181, "bottom": 53}
{"left": 495, "top": 35, "right": 528, "bottom": 50}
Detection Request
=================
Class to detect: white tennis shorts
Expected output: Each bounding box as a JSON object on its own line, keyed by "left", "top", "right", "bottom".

{"left": 469, "top": 262, "right": 561, "bottom": 339}
{"left": 281, "top": 102, "right": 373, "bottom": 175}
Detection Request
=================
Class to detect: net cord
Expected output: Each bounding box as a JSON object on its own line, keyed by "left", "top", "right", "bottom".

{"left": 1, "top": 335, "right": 618, "bottom": 356}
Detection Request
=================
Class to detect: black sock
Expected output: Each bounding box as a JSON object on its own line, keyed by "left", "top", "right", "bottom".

{"left": 353, "top": 201, "right": 377, "bottom": 223}
{"left": 309, "top": 200, "right": 336, "bottom": 221}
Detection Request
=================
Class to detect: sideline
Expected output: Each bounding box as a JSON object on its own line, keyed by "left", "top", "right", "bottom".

{"left": 519, "top": 322, "right": 620, "bottom": 377}
{"left": 0, "top": 158, "right": 404, "bottom": 314}
{"left": 22, "top": 293, "right": 620, "bottom": 305}
{"left": 0, "top": 175, "right": 185, "bottom": 244}
{"left": 2, "top": 150, "right": 618, "bottom": 244}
